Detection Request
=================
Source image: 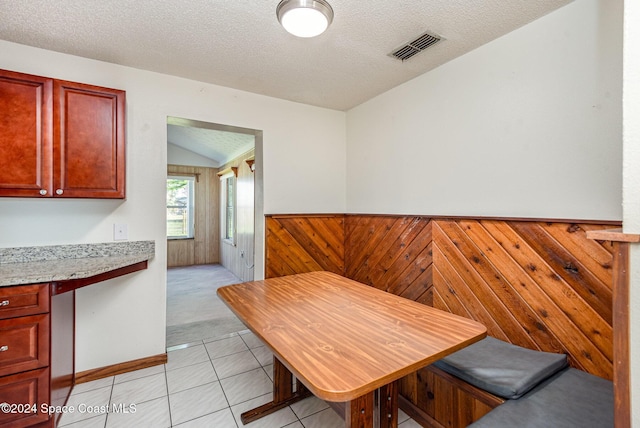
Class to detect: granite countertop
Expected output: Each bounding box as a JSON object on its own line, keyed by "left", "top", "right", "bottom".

{"left": 0, "top": 241, "right": 155, "bottom": 287}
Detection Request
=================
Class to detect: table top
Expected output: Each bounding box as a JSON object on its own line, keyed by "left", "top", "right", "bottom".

{"left": 217, "top": 271, "right": 486, "bottom": 402}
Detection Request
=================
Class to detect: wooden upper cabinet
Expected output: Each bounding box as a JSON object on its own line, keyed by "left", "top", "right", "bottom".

{"left": 0, "top": 69, "right": 126, "bottom": 198}
{"left": 54, "top": 80, "right": 125, "bottom": 198}
{"left": 0, "top": 69, "right": 53, "bottom": 197}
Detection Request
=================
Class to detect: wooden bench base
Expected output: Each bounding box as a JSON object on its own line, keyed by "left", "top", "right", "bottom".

{"left": 399, "top": 366, "right": 505, "bottom": 428}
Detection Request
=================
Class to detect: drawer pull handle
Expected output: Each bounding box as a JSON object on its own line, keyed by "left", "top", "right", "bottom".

{"left": 0, "top": 346, "right": 8, "bottom": 352}
{"left": 0, "top": 300, "right": 8, "bottom": 307}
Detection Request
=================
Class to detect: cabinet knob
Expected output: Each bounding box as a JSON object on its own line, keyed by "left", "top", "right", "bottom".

{"left": 39, "top": 189, "right": 47, "bottom": 196}
{"left": 0, "top": 346, "right": 7, "bottom": 352}
{"left": 56, "top": 189, "right": 64, "bottom": 195}
{"left": 0, "top": 300, "right": 8, "bottom": 307}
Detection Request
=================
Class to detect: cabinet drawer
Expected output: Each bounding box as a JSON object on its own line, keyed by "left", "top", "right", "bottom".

{"left": 0, "top": 314, "right": 49, "bottom": 377}
{"left": 0, "top": 367, "right": 50, "bottom": 428}
{"left": 0, "top": 284, "right": 49, "bottom": 319}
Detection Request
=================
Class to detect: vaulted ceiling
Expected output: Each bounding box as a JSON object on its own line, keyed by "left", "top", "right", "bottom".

{"left": 0, "top": 0, "right": 572, "bottom": 111}
{"left": 1, "top": 1, "right": 573, "bottom": 163}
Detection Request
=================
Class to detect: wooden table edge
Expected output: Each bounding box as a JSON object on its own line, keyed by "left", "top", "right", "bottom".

{"left": 217, "top": 281, "right": 487, "bottom": 402}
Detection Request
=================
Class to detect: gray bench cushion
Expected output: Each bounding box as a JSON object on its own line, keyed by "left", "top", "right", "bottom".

{"left": 468, "top": 368, "right": 614, "bottom": 428}
{"left": 433, "top": 336, "right": 568, "bottom": 399}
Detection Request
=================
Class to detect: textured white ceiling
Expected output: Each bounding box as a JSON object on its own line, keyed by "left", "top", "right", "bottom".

{"left": 1, "top": 0, "right": 572, "bottom": 163}
{"left": 0, "top": 0, "right": 573, "bottom": 111}
{"left": 167, "top": 124, "right": 255, "bottom": 166}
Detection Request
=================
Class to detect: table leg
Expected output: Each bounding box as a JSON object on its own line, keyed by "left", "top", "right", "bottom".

{"left": 378, "top": 381, "right": 398, "bottom": 428}
{"left": 240, "top": 357, "right": 312, "bottom": 425}
{"left": 343, "top": 381, "right": 398, "bottom": 428}
{"left": 346, "top": 391, "right": 375, "bottom": 428}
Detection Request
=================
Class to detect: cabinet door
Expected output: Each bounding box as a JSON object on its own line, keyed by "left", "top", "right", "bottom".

{"left": 0, "top": 70, "right": 53, "bottom": 197}
{"left": 54, "top": 80, "right": 125, "bottom": 198}
{"left": 0, "top": 368, "right": 50, "bottom": 427}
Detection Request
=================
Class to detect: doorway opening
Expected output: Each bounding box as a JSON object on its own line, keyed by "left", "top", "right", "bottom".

{"left": 165, "top": 116, "right": 263, "bottom": 346}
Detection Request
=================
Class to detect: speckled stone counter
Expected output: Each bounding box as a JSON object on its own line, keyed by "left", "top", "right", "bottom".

{"left": 0, "top": 241, "right": 155, "bottom": 286}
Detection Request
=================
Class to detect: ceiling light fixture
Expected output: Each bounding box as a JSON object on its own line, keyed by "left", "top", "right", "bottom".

{"left": 276, "top": 0, "right": 334, "bottom": 38}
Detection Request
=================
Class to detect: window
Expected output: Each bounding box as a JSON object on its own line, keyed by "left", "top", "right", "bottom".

{"left": 221, "top": 172, "right": 236, "bottom": 244}
{"left": 167, "top": 176, "right": 195, "bottom": 239}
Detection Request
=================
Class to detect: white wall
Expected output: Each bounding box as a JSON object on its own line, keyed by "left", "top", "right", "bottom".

{"left": 623, "top": 0, "right": 640, "bottom": 424}
{"left": 346, "top": 0, "right": 622, "bottom": 221}
{"left": 0, "top": 41, "right": 346, "bottom": 371}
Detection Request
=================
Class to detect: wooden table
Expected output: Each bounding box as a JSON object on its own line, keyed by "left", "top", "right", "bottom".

{"left": 217, "top": 271, "right": 486, "bottom": 428}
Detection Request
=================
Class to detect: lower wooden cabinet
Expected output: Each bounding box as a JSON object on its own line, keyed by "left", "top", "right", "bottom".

{"left": 0, "top": 284, "right": 74, "bottom": 428}
{"left": 0, "top": 368, "right": 50, "bottom": 428}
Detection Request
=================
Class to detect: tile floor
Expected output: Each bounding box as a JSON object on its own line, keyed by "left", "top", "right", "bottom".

{"left": 58, "top": 329, "right": 423, "bottom": 428}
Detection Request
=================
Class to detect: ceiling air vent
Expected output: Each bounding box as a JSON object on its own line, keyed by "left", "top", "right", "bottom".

{"left": 390, "top": 31, "right": 442, "bottom": 61}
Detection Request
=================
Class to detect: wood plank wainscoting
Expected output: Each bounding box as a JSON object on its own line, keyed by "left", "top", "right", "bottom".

{"left": 167, "top": 164, "right": 220, "bottom": 267}
{"left": 265, "top": 214, "right": 623, "bottom": 427}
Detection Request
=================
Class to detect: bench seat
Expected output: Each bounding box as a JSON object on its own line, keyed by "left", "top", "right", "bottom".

{"left": 468, "top": 367, "right": 614, "bottom": 428}
{"left": 432, "top": 336, "right": 613, "bottom": 427}
{"left": 432, "top": 336, "right": 568, "bottom": 399}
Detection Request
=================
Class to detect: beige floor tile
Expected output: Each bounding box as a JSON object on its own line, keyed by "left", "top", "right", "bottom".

{"left": 110, "top": 372, "right": 167, "bottom": 406}
{"left": 204, "top": 335, "right": 248, "bottom": 359}
{"left": 166, "top": 361, "right": 218, "bottom": 394}
{"left": 168, "top": 382, "right": 228, "bottom": 425}
{"left": 212, "top": 349, "right": 261, "bottom": 379}
{"left": 105, "top": 396, "right": 170, "bottom": 428}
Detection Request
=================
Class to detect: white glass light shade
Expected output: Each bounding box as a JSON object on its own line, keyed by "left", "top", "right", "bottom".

{"left": 277, "top": 0, "right": 334, "bottom": 38}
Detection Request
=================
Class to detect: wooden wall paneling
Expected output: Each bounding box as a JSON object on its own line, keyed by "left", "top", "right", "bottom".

{"left": 195, "top": 168, "right": 219, "bottom": 265}
{"left": 432, "top": 228, "right": 511, "bottom": 342}
{"left": 345, "top": 216, "right": 434, "bottom": 300}
{"left": 219, "top": 149, "right": 256, "bottom": 281}
{"left": 541, "top": 223, "right": 614, "bottom": 285}
{"left": 481, "top": 221, "right": 613, "bottom": 377}
{"left": 266, "top": 218, "right": 322, "bottom": 278}
{"left": 393, "top": 253, "right": 432, "bottom": 302}
{"left": 208, "top": 168, "right": 221, "bottom": 263}
{"left": 355, "top": 217, "right": 427, "bottom": 288}
{"left": 265, "top": 215, "right": 345, "bottom": 278}
{"left": 167, "top": 164, "right": 219, "bottom": 268}
{"left": 237, "top": 155, "right": 256, "bottom": 281}
{"left": 345, "top": 216, "right": 401, "bottom": 280}
{"left": 167, "top": 238, "right": 194, "bottom": 268}
{"left": 433, "top": 219, "right": 613, "bottom": 379}
{"left": 431, "top": 267, "right": 475, "bottom": 324}
{"left": 276, "top": 216, "right": 344, "bottom": 274}
{"left": 193, "top": 167, "right": 207, "bottom": 265}
{"left": 264, "top": 229, "right": 306, "bottom": 279}
{"left": 379, "top": 225, "right": 432, "bottom": 295}
{"left": 454, "top": 220, "right": 571, "bottom": 352}
{"left": 508, "top": 221, "right": 612, "bottom": 323}
{"left": 434, "top": 220, "right": 534, "bottom": 345}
